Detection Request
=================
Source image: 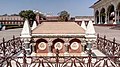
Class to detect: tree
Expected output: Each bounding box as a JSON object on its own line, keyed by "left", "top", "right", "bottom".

{"left": 11, "top": 14, "right": 19, "bottom": 16}
{"left": 35, "top": 12, "right": 46, "bottom": 20}
{"left": 3, "top": 14, "right": 8, "bottom": 16}
{"left": 40, "top": 13, "right": 46, "bottom": 20}
{"left": 19, "top": 10, "right": 36, "bottom": 21}
{"left": 58, "top": 10, "right": 70, "bottom": 21}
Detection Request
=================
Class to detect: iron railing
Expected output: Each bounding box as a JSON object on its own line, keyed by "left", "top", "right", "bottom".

{"left": 0, "top": 36, "right": 23, "bottom": 57}
{"left": 97, "top": 34, "right": 120, "bottom": 56}
{"left": 0, "top": 49, "right": 120, "bottom": 67}
{"left": 0, "top": 35, "right": 120, "bottom": 67}
{"left": 0, "top": 36, "right": 23, "bottom": 67}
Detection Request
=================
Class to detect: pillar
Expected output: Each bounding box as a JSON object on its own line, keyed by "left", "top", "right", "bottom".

{"left": 99, "top": 13, "right": 101, "bottom": 24}
{"left": 114, "top": 10, "right": 117, "bottom": 24}
{"left": 20, "top": 19, "right": 32, "bottom": 55}
{"left": 81, "top": 42, "right": 86, "bottom": 52}
{"left": 87, "top": 41, "right": 92, "bottom": 50}
{"left": 32, "top": 43, "right": 35, "bottom": 52}
{"left": 94, "top": 10, "right": 97, "bottom": 24}
{"left": 95, "top": 16, "right": 97, "bottom": 24}
{"left": 22, "top": 38, "right": 31, "bottom": 55}
{"left": 107, "top": 12, "right": 109, "bottom": 24}
{"left": 31, "top": 42, "right": 36, "bottom": 56}
{"left": 100, "top": 15, "right": 102, "bottom": 24}
{"left": 85, "top": 20, "right": 96, "bottom": 51}
{"left": 64, "top": 42, "right": 69, "bottom": 56}
{"left": 48, "top": 42, "right": 53, "bottom": 56}
{"left": 118, "top": 10, "right": 120, "bottom": 23}
{"left": 105, "top": 11, "right": 107, "bottom": 24}
{"left": 80, "top": 39, "right": 88, "bottom": 56}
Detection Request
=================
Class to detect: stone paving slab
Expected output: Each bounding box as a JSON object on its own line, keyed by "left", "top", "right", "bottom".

{"left": 92, "top": 49, "right": 106, "bottom": 56}
{"left": 95, "top": 26, "right": 120, "bottom": 43}
{"left": 0, "top": 28, "right": 22, "bottom": 42}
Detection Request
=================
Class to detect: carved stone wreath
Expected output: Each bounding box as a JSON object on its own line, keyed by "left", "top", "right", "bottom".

{"left": 38, "top": 42, "right": 46, "bottom": 50}
{"left": 70, "top": 42, "right": 79, "bottom": 50}
{"left": 54, "top": 42, "right": 63, "bottom": 50}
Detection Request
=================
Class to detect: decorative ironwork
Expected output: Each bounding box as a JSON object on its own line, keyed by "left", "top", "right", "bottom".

{"left": 0, "top": 35, "right": 120, "bottom": 67}
{"left": 0, "top": 48, "right": 120, "bottom": 67}
{"left": 0, "top": 36, "right": 23, "bottom": 67}
{"left": 0, "top": 55, "right": 119, "bottom": 67}
{"left": 97, "top": 34, "right": 120, "bottom": 56}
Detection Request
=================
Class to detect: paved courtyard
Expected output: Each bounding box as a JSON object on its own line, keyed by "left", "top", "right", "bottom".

{"left": 0, "top": 28, "right": 22, "bottom": 42}
{"left": 95, "top": 26, "right": 120, "bottom": 43}
{"left": 0, "top": 26, "right": 120, "bottom": 43}
{"left": 0, "top": 26, "right": 119, "bottom": 66}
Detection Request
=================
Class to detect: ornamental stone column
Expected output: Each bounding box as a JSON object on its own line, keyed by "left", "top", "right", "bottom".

{"left": 94, "top": 10, "right": 97, "bottom": 24}
{"left": 99, "top": 10, "right": 101, "bottom": 24}
{"left": 64, "top": 38, "right": 70, "bottom": 56}
{"left": 114, "top": 10, "right": 117, "bottom": 24}
{"left": 80, "top": 38, "right": 88, "bottom": 56}
{"left": 81, "top": 40, "right": 86, "bottom": 52}
{"left": 20, "top": 19, "right": 32, "bottom": 55}
{"left": 48, "top": 42, "right": 53, "bottom": 56}
{"left": 31, "top": 40, "right": 36, "bottom": 56}
{"left": 105, "top": 10, "right": 107, "bottom": 24}
{"left": 85, "top": 21, "right": 97, "bottom": 51}
{"left": 86, "top": 41, "right": 92, "bottom": 50}
{"left": 64, "top": 42, "right": 69, "bottom": 56}
{"left": 118, "top": 10, "right": 120, "bottom": 23}
{"left": 107, "top": 10, "right": 110, "bottom": 24}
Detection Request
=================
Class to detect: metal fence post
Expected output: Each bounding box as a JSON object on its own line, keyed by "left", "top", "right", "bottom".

{"left": 3, "top": 38, "right": 5, "bottom": 56}
{"left": 112, "top": 38, "right": 116, "bottom": 62}
{"left": 103, "top": 35, "right": 106, "bottom": 53}
{"left": 87, "top": 49, "right": 92, "bottom": 67}
{"left": 23, "top": 49, "right": 27, "bottom": 67}
{"left": 13, "top": 35, "right": 16, "bottom": 53}
{"left": 56, "top": 49, "right": 59, "bottom": 67}
{"left": 97, "top": 34, "right": 99, "bottom": 49}
{"left": 112, "top": 38, "right": 115, "bottom": 56}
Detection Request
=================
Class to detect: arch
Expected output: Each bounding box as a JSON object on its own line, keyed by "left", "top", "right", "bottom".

{"left": 36, "top": 39, "right": 48, "bottom": 43}
{"left": 69, "top": 39, "right": 82, "bottom": 53}
{"left": 100, "top": 8, "right": 106, "bottom": 24}
{"left": 117, "top": 2, "right": 120, "bottom": 24}
{"left": 35, "top": 39, "right": 48, "bottom": 53}
{"left": 117, "top": 2, "right": 120, "bottom": 10}
{"left": 52, "top": 38, "right": 65, "bottom": 53}
{"left": 52, "top": 38, "right": 64, "bottom": 45}
{"left": 107, "top": 4, "right": 115, "bottom": 23}
{"left": 69, "top": 38, "right": 81, "bottom": 44}
{"left": 95, "top": 10, "right": 99, "bottom": 24}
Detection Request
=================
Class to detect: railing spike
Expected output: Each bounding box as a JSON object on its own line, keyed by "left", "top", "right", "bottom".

{"left": 104, "top": 35, "right": 106, "bottom": 39}
{"left": 97, "top": 34, "right": 99, "bottom": 38}
{"left": 13, "top": 35, "right": 15, "bottom": 40}
{"left": 3, "top": 38, "right": 5, "bottom": 43}
{"left": 113, "top": 38, "right": 115, "bottom": 43}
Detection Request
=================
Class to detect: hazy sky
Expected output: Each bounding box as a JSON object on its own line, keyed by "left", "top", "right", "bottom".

{"left": 0, "top": 0, "right": 97, "bottom": 16}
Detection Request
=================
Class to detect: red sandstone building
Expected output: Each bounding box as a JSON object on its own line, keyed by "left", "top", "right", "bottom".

{"left": 32, "top": 22, "right": 85, "bottom": 56}
{"left": 20, "top": 19, "right": 96, "bottom": 56}
{"left": 0, "top": 15, "right": 24, "bottom": 25}
{"left": 0, "top": 13, "right": 94, "bottom": 26}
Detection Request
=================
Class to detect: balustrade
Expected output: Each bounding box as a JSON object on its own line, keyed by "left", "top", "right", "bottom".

{"left": 97, "top": 34, "right": 120, "bottom": 56}
{"left": 0, "top": 35, "right": 120, "bottom": 67}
